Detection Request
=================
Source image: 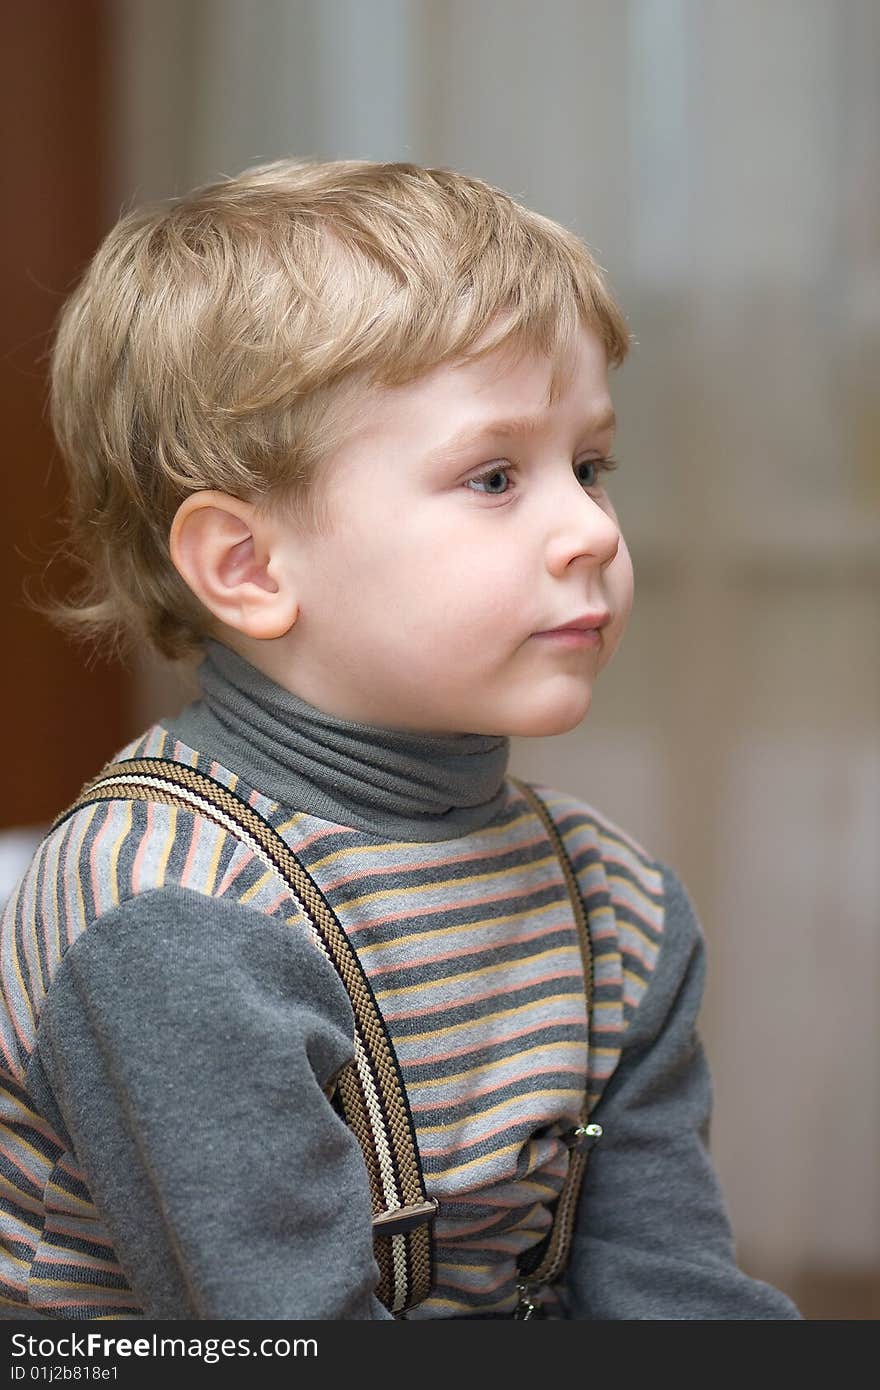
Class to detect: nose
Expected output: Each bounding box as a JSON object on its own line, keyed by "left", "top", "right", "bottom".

{"left": 543, "top": 487, "right": 621, "bottom": 577}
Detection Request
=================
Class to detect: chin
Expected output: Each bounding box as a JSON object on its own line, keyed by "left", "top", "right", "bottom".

{"left": 503, "top": 684, "right": 594, "bottom": 738}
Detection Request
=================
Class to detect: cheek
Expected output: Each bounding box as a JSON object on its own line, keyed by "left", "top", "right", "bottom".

{"left": 311, "top": 508, "right": 519, "bottom": 645}
{"left": 602, "top": 540, "right": 635, "bottom": 654}
{"left": 614, "top": 537, "right": 635, "bottom": 610}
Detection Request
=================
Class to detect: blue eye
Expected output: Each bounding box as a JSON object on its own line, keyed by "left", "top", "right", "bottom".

{"left": 466, "top": 456, "right": 619, "bottom": 497}
{"left": 467, "top": 466, "right": 512, "bottom": 495}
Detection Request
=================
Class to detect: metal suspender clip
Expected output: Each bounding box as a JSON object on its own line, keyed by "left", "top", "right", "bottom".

{"left": 371, "top": 1197, "right": 440, "bottom": 1237}
{"left": 563, "top": 1121, "right": 603, "bottom": 1154}
{"left": 513, "top": 1283, "right": 546, "bottom": 1320}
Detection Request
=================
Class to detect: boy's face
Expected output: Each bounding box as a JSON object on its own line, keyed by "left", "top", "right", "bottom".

{"left": 273, "top": 322, "right": 633, "bottom": 736}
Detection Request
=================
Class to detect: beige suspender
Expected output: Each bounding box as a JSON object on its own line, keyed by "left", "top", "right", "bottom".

{"left": 54, "top": 758, "right": 601, "bottom": 1318}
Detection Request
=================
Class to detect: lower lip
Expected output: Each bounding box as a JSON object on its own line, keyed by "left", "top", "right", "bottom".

{"left": 532, "top": 628, "right": 602, "bottom": 647}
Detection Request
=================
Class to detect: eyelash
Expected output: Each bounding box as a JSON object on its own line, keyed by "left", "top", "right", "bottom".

{"left": 465, "top": 456, "right": 620, "bottom": 498}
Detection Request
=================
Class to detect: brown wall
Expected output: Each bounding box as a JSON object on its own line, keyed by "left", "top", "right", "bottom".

{"left": 1, "top": 1, "right": 131, "bottom": 828}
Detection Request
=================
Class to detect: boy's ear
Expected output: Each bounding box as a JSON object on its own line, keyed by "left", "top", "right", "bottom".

{"left": 169, "top": 491, "right": 299, "bottom": 641}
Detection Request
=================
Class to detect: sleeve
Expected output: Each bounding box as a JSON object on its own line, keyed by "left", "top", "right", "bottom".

{"left": 563, "top": 864, "right": 802, "bottom": 1320}
{"left": 26, "top": 885, "right": 394, "bottom": 1320}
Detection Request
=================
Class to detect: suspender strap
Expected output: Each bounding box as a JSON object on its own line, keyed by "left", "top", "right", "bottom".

{"left": 53, "top": 757, "right": 436, "bottom": 1316}
{"left": 507, "top": 777, "right": 600, "bottom": 1310}
{"left": 55, "top": 759, "right": 598, "bottom": 1316}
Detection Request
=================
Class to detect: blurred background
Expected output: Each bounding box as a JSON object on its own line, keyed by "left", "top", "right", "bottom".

{"left": 2, "top": 0, "right": 878, "bottom": 1319}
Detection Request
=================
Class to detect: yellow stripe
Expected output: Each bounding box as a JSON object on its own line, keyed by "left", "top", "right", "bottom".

{"left": 623, "top": 967, "right": 650, "bottom": 991}
{"left": 332, "top": 850, "right": 562, "bottom": 913}
{"left": 615, "top": 920, "right": 663, "bottom": 961}
{"left": 420, "top": 1292, "right": 513, "bottom": 1313}
{"left": 406, "top": 1038, "right": 584, "bottom": 1093}
{"left": 202, "top": 821, "right": 225, "bottom": 897}
{"left": 374, "top": 943, "right": 579, "bottom": 1004}
{"left": 434, "top": 1260, "right": 502, "bottom": 1275}
{"left": 543, "top": 793, "right": 661, "bottom": 885}
{"left": 0, "top": 1251, "right": 30, "bottom": 1271}
{"left": 107, "top": 800, "right": 133, "bottom": 910}
{"left": 14, "top": 869, "right": 44, "bottom": 1012}
{"left": 0, "top": 1173, "right": 44, "bottom": 1215}
{"left": 426, "top": 1137, "right": 524, "bottom": 1182}
{"left": 8, "top": 911, "right": 37, "bottom": 1041}
{"left": 239, "top": 868, "right": 276, "bottom": 905}
{"left": 305, "top": 808, "right": 536, "bottom": 871}
{"left": 596, "top": 833, "right": 663, "bottom": 892}
{"left": 2, "top": 1128, "right": 56, "bottom": 1172}
{"left": 0, "top": 1207, "right": 41, "bottom": 1243}
{"left": 355, "top": 897, "right": 569, "bottom": 960}
{"left": 590, "top": 948, "right": 619, "bottom": 969}
{"left": 31, "top": 1249, "right": 122, "bottom": 1274}
{"left": 398, "top": 991, "right": 588, "bottom": 1044}
{"left": 417, "top": 1085, "right": 581, "bottom": 1136}
{"left": 606, "top": 872, "right": 664, "bottom": 925}
{"left": 43, "top": 1184, "right": 97, "bottom": 1216}
{"left": 50, "top": 825, "right": 64, "bottom": 969}
{"left": 27, "top": 1278, "right": 136, "bottom": 1299}
{"left": 71, "top": 803, "right": 99, "bottom": 939}
{"left": 450, "top": 1174, "right": 560, "bottom": 1203}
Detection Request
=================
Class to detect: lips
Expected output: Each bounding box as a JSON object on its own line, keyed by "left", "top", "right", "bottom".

{"left": 537, "top": 611, "right": 611, "bottom": 635}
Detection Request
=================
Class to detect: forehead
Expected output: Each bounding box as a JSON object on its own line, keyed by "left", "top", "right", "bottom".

{"left": 350, "top": 322, "right": 612, "bottom": 454}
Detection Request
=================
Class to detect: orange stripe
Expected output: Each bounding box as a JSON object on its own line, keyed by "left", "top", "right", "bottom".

{"left": 408, "top": 1060, "right": 585, "bottom": 1113}
{"left": 419, "top": 1089, "right": 583, "bottom": 1156}
{"left": 318, "top": 827, "right": 549, "bottom": 892}
{"left": 362, "top": 913, "right": 574, "bottom": 977}
{"left": 0, "top": 1138, "right": 50, "bottom": 1192}
{"left": 33, "top": 1244, "right": 123, "bottom": 1273}
{"left": 179, "top": 816, "right": 203, "bottom": 889}
{"left": 130, "top": 802, "right": 154, "bottom": 896}
{"left": 343, "top": 870, "right": 565, "bottom": 933}
{"left": 34, "top": 1215, "right": 112, "bottom": 1246}
{"left": 405, "top": 1038, "right": 584, "bottom": 1092}
{"left": 396, "top": 996, "right": 589, "bottom": 1050}
{"left": 216, "top": 846, "right": 255, "bottom": 896}
{"left": 381, "top": 968, "right": 584, "bottom": 1022}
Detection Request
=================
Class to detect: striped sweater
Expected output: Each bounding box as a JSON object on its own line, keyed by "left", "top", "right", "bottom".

{"left": 0, "top": 710, "right": 800, "bottom": 1319}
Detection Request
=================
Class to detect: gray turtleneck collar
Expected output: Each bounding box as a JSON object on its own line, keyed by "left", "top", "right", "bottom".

{"left": 160, "top": 640, "right": 511, "bottom": 842}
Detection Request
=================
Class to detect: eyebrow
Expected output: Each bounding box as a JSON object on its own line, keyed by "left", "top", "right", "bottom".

{"left": 424, "top": 405, "right": 617, "bottom": 466}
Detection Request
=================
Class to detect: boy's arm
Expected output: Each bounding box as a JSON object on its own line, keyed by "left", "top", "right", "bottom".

{"left": 564, "top": 864, "right": 801, "bottom": 1320}
{"left": 28, "top": 885, "right": 394, "bottom": 1320}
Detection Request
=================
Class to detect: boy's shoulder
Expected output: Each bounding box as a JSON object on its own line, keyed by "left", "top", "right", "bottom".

{"left": 16, "top": 723, "right": 299, "bottom": 917}
{"left": 514, "top": 776, "right": 689, "bottom": 1035}
{"left": 514, "top": 776, "right": 666, "bottom": 899}
{"left": 0, "top": 725, "right": 314, "bottom": 1060}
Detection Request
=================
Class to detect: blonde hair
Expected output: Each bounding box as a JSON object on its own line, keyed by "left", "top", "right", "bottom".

{"left": 47, "top": 157, "right": 631, "bottom": 660}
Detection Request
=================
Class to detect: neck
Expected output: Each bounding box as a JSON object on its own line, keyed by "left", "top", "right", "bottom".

{"left": 161, "top": 640, "right": 512, "bottom": 841}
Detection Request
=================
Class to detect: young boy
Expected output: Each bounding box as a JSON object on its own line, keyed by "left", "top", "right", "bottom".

{"left": 0, "top": 159, "right": 799, "bottom": 1320}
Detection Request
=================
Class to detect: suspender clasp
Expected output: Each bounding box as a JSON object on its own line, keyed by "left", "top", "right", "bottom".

{"left": 563, "top": 1121, "right": 603, "bottom": 1154}
{"left": 372, "top": 1197, "right": 439, "bottom": 1237}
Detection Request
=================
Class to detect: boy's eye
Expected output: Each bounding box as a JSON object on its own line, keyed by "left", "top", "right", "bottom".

{"left": 465, "top": 456, "right": 619, "bottom": 496}
{"left": 466, "top": 465, "right": 512, "bottom": 495}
